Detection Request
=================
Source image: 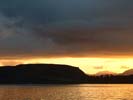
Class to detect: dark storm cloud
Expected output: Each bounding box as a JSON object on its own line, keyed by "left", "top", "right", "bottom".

{"left": 0, "top": 0, "right": 133, "bottom": 58}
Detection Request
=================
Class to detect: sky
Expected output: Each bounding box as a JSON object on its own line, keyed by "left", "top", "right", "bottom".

{"left": 0, "top": 0, "right": 133, "bottom": 74}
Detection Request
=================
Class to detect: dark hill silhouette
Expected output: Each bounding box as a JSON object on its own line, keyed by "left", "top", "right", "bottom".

{"left": 0, "top": 64, "right": 88, "bottom": 84}
{"left": 0, "top": 64, "right": 132, "bottom": 84}
{"left": 122, "top": 69, "right": 133, "bottom": 75}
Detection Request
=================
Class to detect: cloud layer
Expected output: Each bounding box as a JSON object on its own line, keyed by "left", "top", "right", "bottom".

{"left": 0, "top": 0, "right": 133, "bottom": 59}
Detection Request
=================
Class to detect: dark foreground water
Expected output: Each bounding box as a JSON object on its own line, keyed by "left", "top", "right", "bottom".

{"left": 0, "top": 84, "right": 132, "bottom": 100}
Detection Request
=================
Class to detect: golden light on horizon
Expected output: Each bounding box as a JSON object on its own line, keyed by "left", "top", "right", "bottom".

{"left": 1, "top": 57, "right": 132, "bottom": 74}
{"left": 33, "top": 57, "right": 133, "bottom": 74}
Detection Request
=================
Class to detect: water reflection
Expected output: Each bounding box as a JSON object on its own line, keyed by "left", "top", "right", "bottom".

{"left": 0, "top": 84, "right": 132, "bottom": 100}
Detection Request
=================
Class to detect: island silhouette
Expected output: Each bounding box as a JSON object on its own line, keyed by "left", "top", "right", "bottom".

{"left": 0, "top": 64, "right": 132, "bottom": 84}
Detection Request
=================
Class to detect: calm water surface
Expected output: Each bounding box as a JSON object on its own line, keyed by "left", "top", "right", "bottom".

{"left": 0, "top": 84, "right": 132, "bottom": 100}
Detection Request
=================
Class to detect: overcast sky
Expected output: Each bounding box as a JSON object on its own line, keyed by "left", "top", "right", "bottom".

{"left": 0, "top": 0, "right": 133, "bottom": 59}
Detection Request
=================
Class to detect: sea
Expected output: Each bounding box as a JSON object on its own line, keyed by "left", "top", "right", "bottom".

{"left": 0, "top": 84, "right": 132, "bottom": 100}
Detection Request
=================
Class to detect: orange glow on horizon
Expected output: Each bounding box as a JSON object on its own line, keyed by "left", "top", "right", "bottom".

{"left": 0, "top": 57, "right": 133, "bottom": 74}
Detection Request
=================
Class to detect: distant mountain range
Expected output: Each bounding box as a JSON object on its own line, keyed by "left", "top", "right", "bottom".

{"left": 95, "top": 69, "right": 133, "bottom": 76}
{"left": 95, "top": 71, "right": 117, "bottom": 76}
{"left": 122, "top": 69, "right": 133, "bottom": 75}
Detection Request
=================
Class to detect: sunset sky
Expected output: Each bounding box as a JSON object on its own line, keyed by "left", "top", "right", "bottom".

{"left": 0, "top": 0, "right": 133, "bottom": 74}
